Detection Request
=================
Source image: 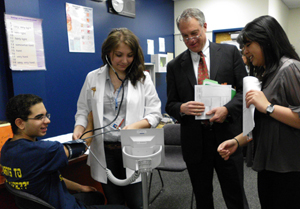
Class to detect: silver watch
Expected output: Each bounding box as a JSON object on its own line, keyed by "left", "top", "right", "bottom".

{"left": 266, "top": 104, "right": 274, "bottom": 116}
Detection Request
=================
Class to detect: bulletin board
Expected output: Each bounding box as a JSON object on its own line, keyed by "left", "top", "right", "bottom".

{"left": 212, "top": 27, "right": 243, "bottom": 43}
{"left": 215, "top": 32, "right": 231, "bottom": 44}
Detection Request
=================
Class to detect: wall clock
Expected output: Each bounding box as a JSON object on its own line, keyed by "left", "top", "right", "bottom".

{"left": 108, "top": 0, "right": 135, "bottom": 18}
{"left": 111, "top": 0, "right": 124, "bottom": 13}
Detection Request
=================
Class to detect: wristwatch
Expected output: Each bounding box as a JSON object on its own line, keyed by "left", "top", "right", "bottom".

{"left": 266, "top": 104, "right": 274, "bottom": 115}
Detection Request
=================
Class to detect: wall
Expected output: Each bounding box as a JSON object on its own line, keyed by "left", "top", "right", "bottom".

{"left": 0, "top": 0, "right": 13, "bottom": 123}
{"left": 268, "top": 0, "right": 289, "bottom": 32}
{"left": 288, "top": 8, "right": 300, "bottom": 55}
{"left": 173, "top": 0, "right": 300, "bottom": 56}
{"left": 0, "top": 0, "right": 174, "bottom": 138}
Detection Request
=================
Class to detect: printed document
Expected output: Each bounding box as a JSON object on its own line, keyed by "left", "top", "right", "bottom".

{"left": 195, "top": 85, "right": 232, "bottom": 120}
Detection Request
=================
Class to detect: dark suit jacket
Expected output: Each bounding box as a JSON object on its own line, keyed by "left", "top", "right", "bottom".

{"left": 166, "top": 41, "right": 247, "bottom": 163}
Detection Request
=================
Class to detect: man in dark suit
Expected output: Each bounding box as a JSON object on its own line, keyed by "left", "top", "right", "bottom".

{"left": 166, "top": 8, "right": 249, "bottom": 209}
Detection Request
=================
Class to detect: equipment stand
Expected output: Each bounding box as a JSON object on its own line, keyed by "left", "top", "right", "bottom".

{"left": 141, "top": 172, "right": 149, "bottom": 209}
{"left": 138, "top": 159, "right": 153, "bottom": 209}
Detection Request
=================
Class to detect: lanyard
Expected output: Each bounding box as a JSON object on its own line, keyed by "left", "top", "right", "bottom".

{"left": 115, "top": 84, "right": 123, "bottom": 110}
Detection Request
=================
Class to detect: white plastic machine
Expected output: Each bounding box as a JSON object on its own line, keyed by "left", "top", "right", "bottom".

{"left": 121, "top": 128, "right": 164, "bottom": 209}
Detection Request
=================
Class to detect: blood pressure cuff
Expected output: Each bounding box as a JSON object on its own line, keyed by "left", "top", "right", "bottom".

{"left": 63, "top": 139, "right": 86, "bottom": 160}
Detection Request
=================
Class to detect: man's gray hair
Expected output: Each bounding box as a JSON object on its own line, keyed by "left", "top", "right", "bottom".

{"left": 176, "top": 8, "right": 206, "bottom": 29}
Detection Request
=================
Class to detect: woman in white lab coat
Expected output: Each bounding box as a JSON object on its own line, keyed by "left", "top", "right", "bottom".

{"left": 73, "top": 28, "right": 162, "bottom": 209}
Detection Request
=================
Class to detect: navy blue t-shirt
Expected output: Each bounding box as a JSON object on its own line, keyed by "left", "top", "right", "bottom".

{"left": 0, "top": 138, "right": 86, "bottom": 209}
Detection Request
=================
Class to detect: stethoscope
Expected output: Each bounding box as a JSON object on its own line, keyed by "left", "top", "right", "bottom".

{"left": 79, "top": 55, "right": 134, "bottom": 139}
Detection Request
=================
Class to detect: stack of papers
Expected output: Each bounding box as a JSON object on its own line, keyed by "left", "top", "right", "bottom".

{"left": 195, "top": 79, "right": 234, "bottom": 120}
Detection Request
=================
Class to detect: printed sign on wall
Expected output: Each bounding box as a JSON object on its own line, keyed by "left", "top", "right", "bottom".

{"left": 66, "top": 3, "right": 95, "bottom": 53}
{"left": 5, "top": 14, "right": 46, "bottom": 71}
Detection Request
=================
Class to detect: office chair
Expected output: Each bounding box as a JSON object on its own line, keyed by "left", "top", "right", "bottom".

{"left": 148, "top": 124, "right": 193, "bottom": 208}
{"left": 5, "top": 182, "right": 55, "bottom": 209}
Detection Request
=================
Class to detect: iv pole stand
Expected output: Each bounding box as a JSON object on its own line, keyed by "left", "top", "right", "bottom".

{"left": 141, "top": 172, "right": 149, "bottom": 209}
{"left": 138, "top": 159, "right": 152, "bottom": 209}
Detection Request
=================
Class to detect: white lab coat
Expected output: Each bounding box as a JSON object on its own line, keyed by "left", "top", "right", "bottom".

{"left": 75, "top": 65, "right": 162, "bottom": 183}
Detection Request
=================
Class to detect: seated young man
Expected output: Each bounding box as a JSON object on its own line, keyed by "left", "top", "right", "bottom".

{"left": 0, "top": 94, "right": 128, "bottom": 209}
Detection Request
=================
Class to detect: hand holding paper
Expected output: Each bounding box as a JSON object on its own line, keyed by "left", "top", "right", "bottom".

{"left": 206, "top": 106, "right": 229, "bottom": 123}
{"left": 180, "top": 101, "right": 205, "bottom": 116}
{"left": 245, "top": 90, "right": 270, "bottom": 113}
{"left": 195, "top": 79, "right": 232, "bottom": 120}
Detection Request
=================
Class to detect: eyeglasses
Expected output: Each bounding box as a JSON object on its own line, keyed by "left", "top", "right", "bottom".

{"left": 27, "top": 113, "right": 51, "bottom": 121}
{"left": 180, "top": 34, "right": 201, "bottom": 42}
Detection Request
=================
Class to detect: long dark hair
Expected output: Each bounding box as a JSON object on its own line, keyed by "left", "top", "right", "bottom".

{"left": 101, "top": 28, "right": 145, "bottom": 86}
{"left": 239, "top": 15, "right": 299, "bottom": 78}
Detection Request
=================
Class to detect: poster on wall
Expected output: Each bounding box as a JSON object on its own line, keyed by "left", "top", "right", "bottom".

{"left": 4, "top": 14, "right": 46, "bottom": 71}
{"left": 66, "top": 3, "right": 95, "bottom": 53}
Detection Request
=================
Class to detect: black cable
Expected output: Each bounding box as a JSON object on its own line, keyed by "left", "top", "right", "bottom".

{"left": 79, "top": 59, "right": 134, "bottom": 139}
{"left": 79, "top": 78, "right": 125, "bottom": 139}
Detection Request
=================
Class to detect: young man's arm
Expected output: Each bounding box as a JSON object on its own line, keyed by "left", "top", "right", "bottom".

{"left": 64, "top": 111, "right": 94, "bottom": 158}
{"left": 62, "top": 177, "right": 97, "bottom": 192}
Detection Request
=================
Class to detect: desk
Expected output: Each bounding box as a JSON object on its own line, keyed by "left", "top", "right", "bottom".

{"left": 0, "top": 154, "right": 106, "bottom": 207}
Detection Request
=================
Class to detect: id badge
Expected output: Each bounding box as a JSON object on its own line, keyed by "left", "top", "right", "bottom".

{"left": 110, "top": 116, "right": 125, "bottom": 130}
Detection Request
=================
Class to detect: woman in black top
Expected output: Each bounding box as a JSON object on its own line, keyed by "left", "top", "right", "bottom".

{"left": 218, "top": 15, "right": 300, "bottom": 209}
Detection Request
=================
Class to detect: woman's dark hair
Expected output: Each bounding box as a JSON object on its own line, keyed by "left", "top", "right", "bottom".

{"left": 239, "top": 15, "right": 300, "bottom": 78}
{"left": 101, "top": 28, "right": 145, "bottom": 86}
{"left": 6, "top": 94, "right": 43, "bottom": 134}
